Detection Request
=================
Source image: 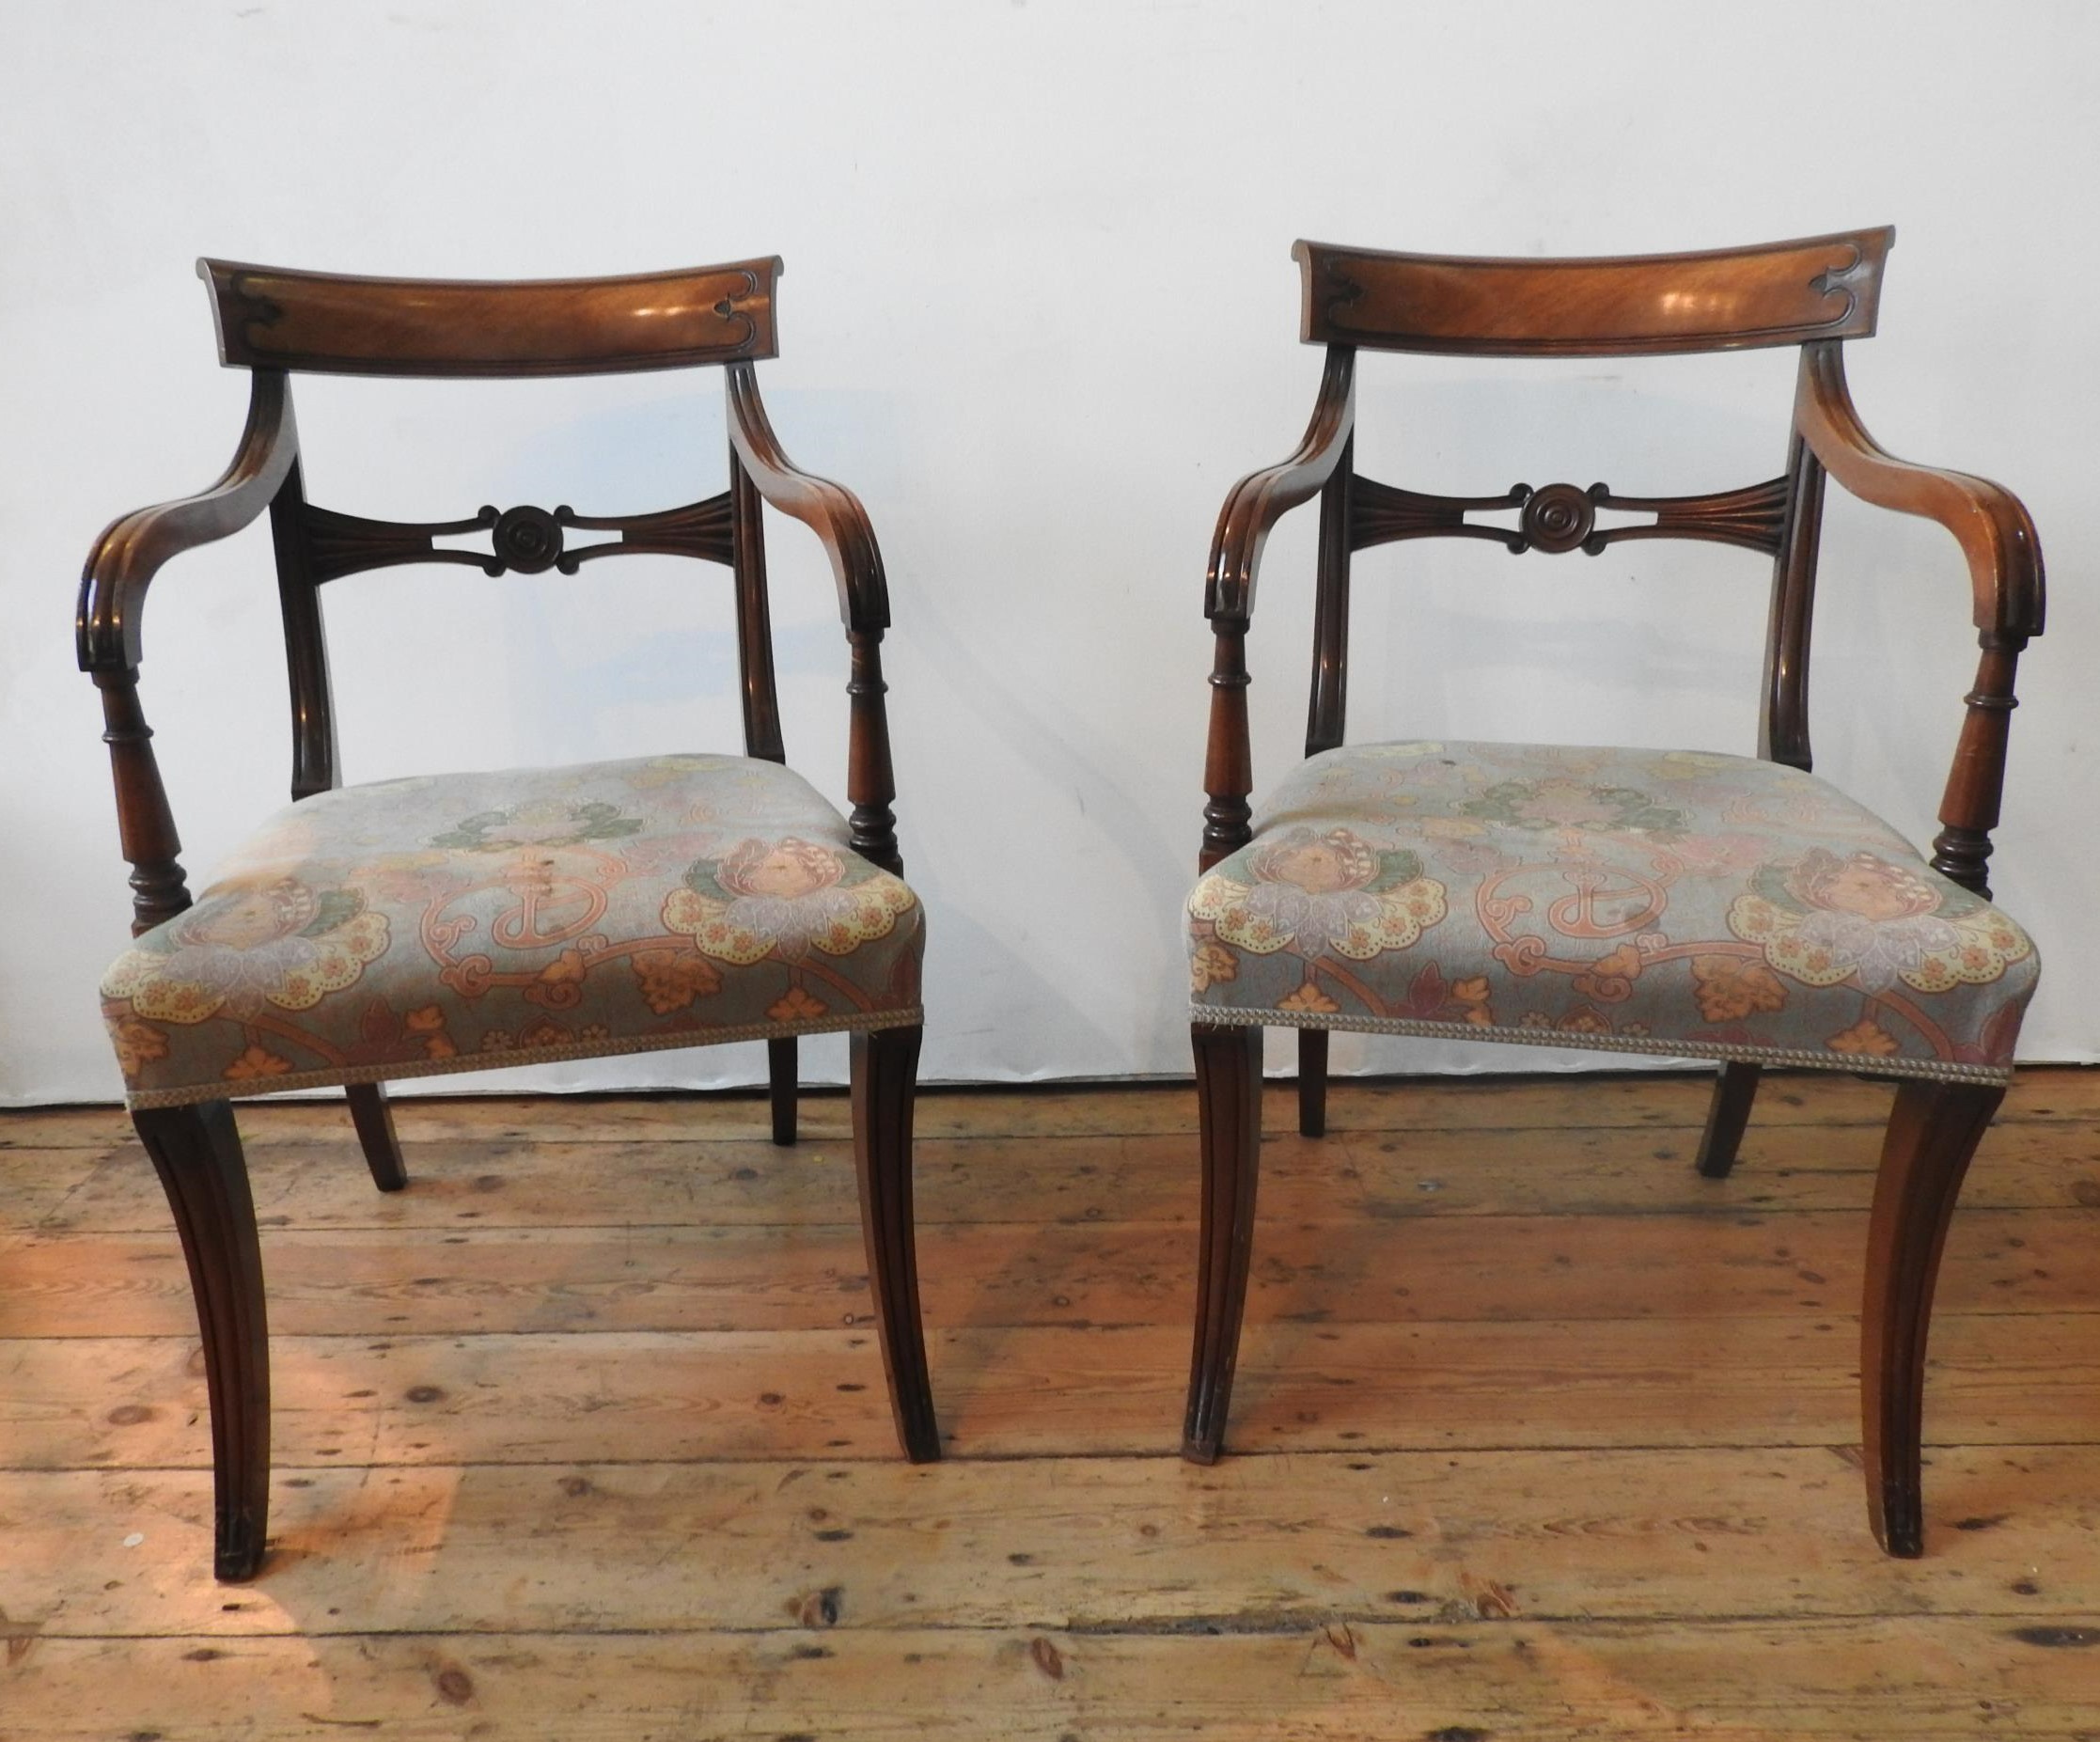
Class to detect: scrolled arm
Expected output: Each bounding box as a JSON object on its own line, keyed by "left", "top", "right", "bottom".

{"left": 1794, "top": 340, "right": 2046, "bottom": 900}
{"left": 77, "top": 369, "right": 301, "bottom": 936}
{"left": 1794, "top": 339, "right": 2044, "bottom": 639}
{"left": 724, "top": 361, "right": 888, "bottom": 635}
{"left": 1197, "top": 347, "right": 1356, "bottom": 870}
{"left": 723, "top": 362, "right": 902, "bottom": 871}
{"left": 1205, "top": 345, "right": 1356, "bottom": 621}
{"left": 76, "top": 369, "right": 299, "bottom": 673}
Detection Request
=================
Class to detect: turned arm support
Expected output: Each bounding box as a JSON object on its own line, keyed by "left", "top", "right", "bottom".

{"left": 76, "top": 369, "right": 301, "bottom": 933}
{"left": 1794, "top": 340, "right": 2046, "bottom": 897}
{"left": 724, "top": 363, "right": 902, "bottom": 871}
{"left": 1199, "top": 347, "right": 1357, "bottom": 870}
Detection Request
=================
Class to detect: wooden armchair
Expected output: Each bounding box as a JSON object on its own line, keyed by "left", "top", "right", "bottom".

{"left": 78, "top": 258, "right": 938, "bottom": 1581}
{"left": 1182, "top": 229, "right": 2044, "bottom": 1556}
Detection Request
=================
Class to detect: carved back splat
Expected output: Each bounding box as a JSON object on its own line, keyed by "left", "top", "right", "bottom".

{"left": 1346, "top": 475, "right": 1791, "bottom": 558}
{"left": 229, "top": 260, "right": 798, "bottom": 799}
{"left": 299, "top": 495, "right": 737, "bottom": 583}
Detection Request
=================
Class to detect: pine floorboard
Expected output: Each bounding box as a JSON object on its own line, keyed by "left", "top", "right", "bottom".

{"left": 3, "top": 1067, "right": 2097, "bottom": 1738}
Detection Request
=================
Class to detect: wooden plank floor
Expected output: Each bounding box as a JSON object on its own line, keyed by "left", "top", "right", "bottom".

{"left": 3, "top": 1067, "right": 2097, "bottom": 1739}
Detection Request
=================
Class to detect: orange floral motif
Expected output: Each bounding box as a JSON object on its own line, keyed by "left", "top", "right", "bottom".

{"left": 518, "top": 1018, "right": 570, "bottom": 1050}
{"left": 1556, "top": 1005, "right": 1613, "bottom": 1035}
{"left": 108, "top": 1015, "right": 169, "bottom": 1077}
{"left": 223, "top": 1044, "right": 292, "bottom": 1082}
{"left": 1277, "top": 981, "right": 1340, "bottom": 1015}
{"left": 1190, "top": 940, "right": 1238, "bottom": 993}
{"left": 1571, "top": 942, "right": 1645, "bottom": 1003}
{"left": 768, "top": 986, "right": 829, "bottom": 1023}
{"left": 1828, "top": 1017, "right": 1901, "bottom": 1058}
{"left": 1690, "top": 955, "right": 1789, "bottom": 1023}
{"left": 528, "top": 947, "right": 590, "bottom": 1009}
{"left": 404, "top": 1005, "right": 456, "bottom": 1060}
{"left": 631, "top": 949, "right": 723, "bottom": 1015}
{"left": 1450, "top": 977, "right": 1494, "bottom": 1027}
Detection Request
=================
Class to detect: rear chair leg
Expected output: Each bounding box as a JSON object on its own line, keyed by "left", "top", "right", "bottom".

{"left": 133, "top": 1099, "right": 271, "bottom": 1581}
{"left": 850, "top": 1024, "right": 938, "bottom": 1460}
{"left": 1694, "top": 1060, "right": 1763, "bottom": 1180}
{"left": 1862, "top": 1078, "right": 2002, "bottom": 1556}
{"left": 1183, "top": 1021, "right": 1263, "bottom": 1464}
{"left": 346, "top": 1081, "right": 408, "bottom": 1192}
{"left": 768, "top": 1036, "right": 798, "bottom": 1146}
{"left": 1296, "top": 1028, "right": 1329, "bottom": 1138}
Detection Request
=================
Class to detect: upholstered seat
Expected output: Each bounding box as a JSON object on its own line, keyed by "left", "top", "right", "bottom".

{"left": 1189, "top": 740, "right": 2034, "bottom": 1085}
{"left": 102, "top": 753, "right": 924, "bottom": 1108}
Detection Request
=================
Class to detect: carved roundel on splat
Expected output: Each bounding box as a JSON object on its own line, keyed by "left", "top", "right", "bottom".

{"left": 1519, "top": 482, "right": 1597, "bottom": 555}
{"left": 490, "top": 505, "right": 564, "bottom": 574}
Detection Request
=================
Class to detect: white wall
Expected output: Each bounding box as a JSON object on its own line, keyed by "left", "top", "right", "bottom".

{"left": 3, "top": 0, "right": 2093, "bottom": 1104}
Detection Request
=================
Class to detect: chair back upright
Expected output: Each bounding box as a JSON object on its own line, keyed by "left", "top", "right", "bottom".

{"left": 1199, "top": 228, "right": 2042, "bottom": 901}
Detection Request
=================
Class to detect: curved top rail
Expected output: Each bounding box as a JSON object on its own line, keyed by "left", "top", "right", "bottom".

{"left": 1293, "top": 228, "right": 1893, "bottom": 357}
{"left": 198, "top": 256, "right": 781, "bottom": 377}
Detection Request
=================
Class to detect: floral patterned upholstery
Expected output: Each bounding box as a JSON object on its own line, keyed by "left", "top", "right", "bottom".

{"left": 102, "top": 755, "right": 924, "bottom": 1108}
{"left": 1187, "top": 741, "right": 2037, "bottom": 1084}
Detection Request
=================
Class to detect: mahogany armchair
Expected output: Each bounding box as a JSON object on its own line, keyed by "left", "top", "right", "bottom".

{"left": 78, "top": 258, "right": 938, "bottom": 1581}
{"left": 1182, "top": 229, "right": 2044, "bottom": 1555}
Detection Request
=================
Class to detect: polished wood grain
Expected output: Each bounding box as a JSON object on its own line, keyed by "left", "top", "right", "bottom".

{"left": 725, "top": 359, "right": 890, "bottom": 631}
{"left": 297, "top": 493, "right": 738, "bottom": 582}
{"left": 850, "top": 1026, "right": 938, "bottom": 1460}
{"left": 1757, "top": 428, "right": 1827, "bottom": 772}
{"left": 199, "top": 256, "right": 781, "bottom": 376}
{"left": 1863, "top": 1080, "right": 2006, "bottom": 1556}
{"left": 129, "top": 1099, "right": 270, "bottom": 1581}
{"left": 266, "top": 456, "right": 338, "bottom": 802}
{"left": 77, "top": 369, "right": 299, "bottom": 672}
{"left": 1196, "top": 230, "right": 2048, "bottom": 1556}
{"left": 343, "top": 1082, "right": 408, "bottom": 1193}
{"left": 1303, "top": 433, "right": 1355, "bottom": 759}
{"left": 1794, "top": 339, "right": 2045, "bottom": 898}
{"left": 3, "top": 1073, "right": 2094, "bottom": 1737}
{"left": 1296, "top": 227, "right": 1893, "bottom": 355}
{"left": 87, "top": 668, "right": 193, "bottom": 935}
{"left": 77, "top": 257, "right": 926, "bottom": 1581}
{"left": 1183, "top": 1023, "right": 1262, "bottom": 1463}
{"left": 1795, "top": 339, "right": 2044, "bottom": 638}
{"left": 1694, "top": 1060, "right": 1763, "bottom": 1181}
{"left": 1205, "top": 344, "right": 1356, "bottom": 620}
{"left": 729, "top": 444, "right": 787, "bottom": 764}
